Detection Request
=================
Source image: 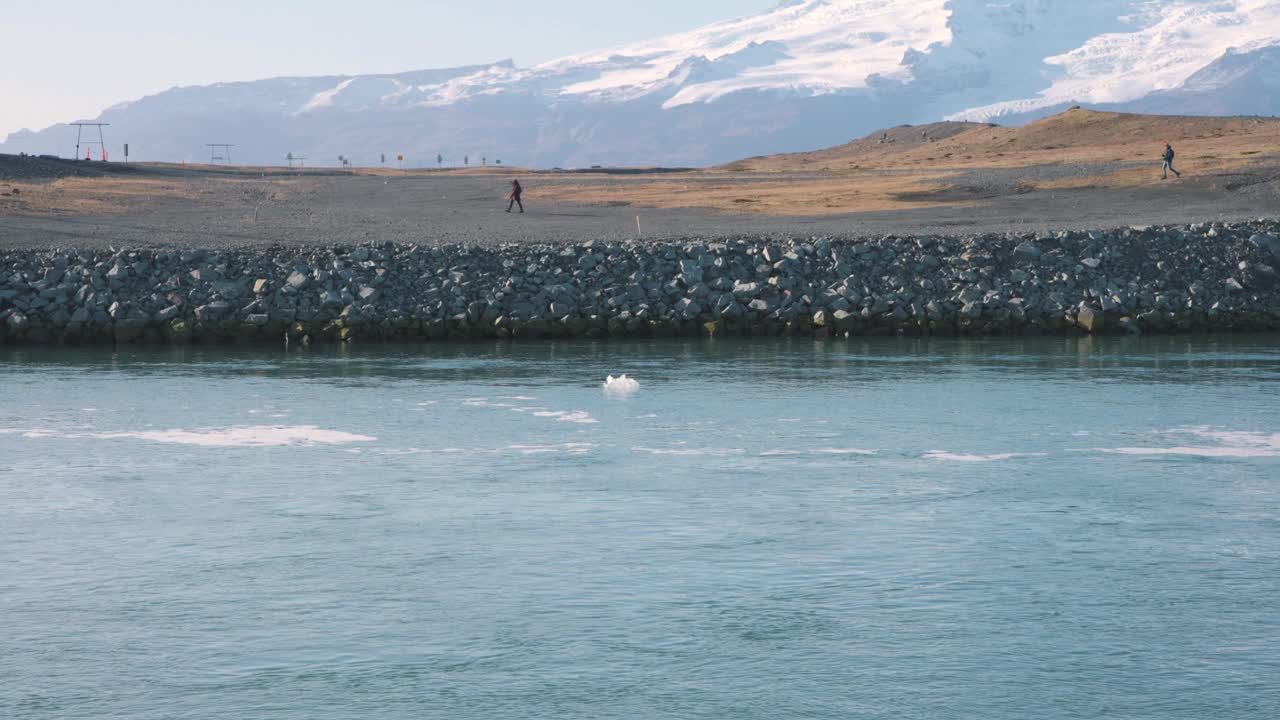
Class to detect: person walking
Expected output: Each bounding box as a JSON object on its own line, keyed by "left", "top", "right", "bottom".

{"left": 1162, "top": 143, "right": 1181, "bottom": 179}
{"left": 507, "top": 179, "right": 524, "bottom": 213}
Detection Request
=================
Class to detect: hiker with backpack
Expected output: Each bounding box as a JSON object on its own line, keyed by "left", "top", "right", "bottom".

{"left": 1162, "top": 143, "right": 1181, "bottom": 180}
{"left": 507, "top": 179, "right": 524, "bottom": 213}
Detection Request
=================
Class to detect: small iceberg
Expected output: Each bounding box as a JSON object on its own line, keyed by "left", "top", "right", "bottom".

{"left": 604, "top": 374, "right": 640, "bottom": 394}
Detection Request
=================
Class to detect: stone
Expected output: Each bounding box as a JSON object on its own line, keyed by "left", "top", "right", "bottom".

{"left": 1245, "top": 264, "right": 1278, "bottom": 290}
{"left": 155, "top": 305, "right": 181, "bottom": 322}
{"left": 5, "top": 312, "right": 28, "bottom": 333}
{"left": 1013, "top": 242, "right": 1042, "bottom": 261}
{"left": 253, "top": 279, "right": 270, "bottom": 294}
{"left": 193, "top": 302, "right": 230, "bottom": 322}
{"left": 1080, "top": 258, "right": 1102, "bottom": 269}
{"left": 1251, "top": 233, "right": 1280, "bottom": 258}
{"left": 1224, "top": 278, "right": 1244, "bottom": 293}
{"left": 245, "top": 313, "right": 270, "bottom": 326}
{"left": 1076, "top": 304, "right": 1103, "bottom": 333}
{"left": 286, "top": 271, "right": 309, "bottom": 290}
{"left": 1117, "top": 316, "right": 1142, "bottom": 336}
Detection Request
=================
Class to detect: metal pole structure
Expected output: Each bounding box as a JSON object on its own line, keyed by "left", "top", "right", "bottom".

{"left": 206, "top": 144, "right": 235, "bottom": 165}
{"left": 70, "top": 123, "right": 109, "bottom": 161}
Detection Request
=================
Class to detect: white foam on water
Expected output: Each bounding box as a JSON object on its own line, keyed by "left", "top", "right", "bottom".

{"left": 760, "top": 448, "right": 877, "bottom": 457}
{"left": 924, "top": 451, "right": 1046, "bottom": 463}
{"left": 377, "top": 443, "right": 595, "bottom": 456}
{"left": 632, "top": 446, "right": 745, "bottom": 457}
{"left": 23, "top": 425, "right": 376, "bottom": 448}
{"left": 416, "top": 401, "right": 439, "bottom": 407}
{"left": 532, "top": 410, "right": 599, "bottom": 425}
{"left": 507, "top": 443, "right": 595, "bottom": 455}
{"left": 1099, "top": 428, "right": 1280, "bottom": 459}
{"left": 499, "top": 396, "right": 538, "bottom": 401}
{"left": 633, "top": 414, "right": 659, "bottom": 419}
{"left": 464, "top": 398, "right": 598, "bottom": 424}
{"left": 463, "top": 398, "right": 516, "bottom": 409}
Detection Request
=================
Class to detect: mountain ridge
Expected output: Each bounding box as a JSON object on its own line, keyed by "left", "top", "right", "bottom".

{"left": 5, "top": 0, "right": 1278, "bottom": 167}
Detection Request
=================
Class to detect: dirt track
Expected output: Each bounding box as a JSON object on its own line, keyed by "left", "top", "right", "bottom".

{"left": 2, "top": 108, "right": 1278, "bottom": 249}
{"left": 2, "top": 165, "right": 1276, "bottom": 250}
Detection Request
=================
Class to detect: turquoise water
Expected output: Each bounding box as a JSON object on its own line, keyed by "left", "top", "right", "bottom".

{"left": 2, "top": 337, "right": 1278, "bottom": 719}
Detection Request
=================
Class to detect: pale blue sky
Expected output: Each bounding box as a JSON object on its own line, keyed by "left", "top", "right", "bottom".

{"left": 2, "top": 0, "right": 772, "bottom": 139}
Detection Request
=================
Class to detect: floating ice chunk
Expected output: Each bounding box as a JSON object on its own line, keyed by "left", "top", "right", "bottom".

{"left": 604, "top": 374, "right": 640, "bottom": 393}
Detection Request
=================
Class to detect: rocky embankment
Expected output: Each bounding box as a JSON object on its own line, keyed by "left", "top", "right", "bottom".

{"left": 3, "top": 222, "right": 1280, "bottom": 345}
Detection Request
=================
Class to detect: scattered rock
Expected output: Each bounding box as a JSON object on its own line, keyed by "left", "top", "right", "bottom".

{"left": 0, "top": 221, "right": 1277, "bottom": 345}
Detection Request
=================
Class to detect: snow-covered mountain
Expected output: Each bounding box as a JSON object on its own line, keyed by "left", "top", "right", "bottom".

{"left": 5, "top": 0, "right": 1278, "bottom": 167}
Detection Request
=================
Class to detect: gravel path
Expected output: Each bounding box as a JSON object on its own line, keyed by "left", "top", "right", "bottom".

{"left": 2, "top": 157, "right": 1278, "bottom": 250}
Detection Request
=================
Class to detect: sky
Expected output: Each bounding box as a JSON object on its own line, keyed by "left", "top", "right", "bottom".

{"left": 2, "top": 0, "right": 772, "bottom": 139}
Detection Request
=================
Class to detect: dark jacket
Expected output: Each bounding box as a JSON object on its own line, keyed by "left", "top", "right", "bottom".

{"left": 1163, "top": 146, "right": 1175, "bottom": 162}
{"left": 511, "top": 181, "right": 523, "bottom": 197}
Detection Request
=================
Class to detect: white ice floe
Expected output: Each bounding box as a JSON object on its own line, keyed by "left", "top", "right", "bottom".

{"left": 604, "top": 375, "right": 640, "bottom": 394}
{"left": 21, "top": 425, "right": 376, "bottom": 448}
{"left": 924, "top": 451, "right": 1046, "bottom": 463}
{"left": 1098, "top": 428, "right": 1280, "bottom": 459}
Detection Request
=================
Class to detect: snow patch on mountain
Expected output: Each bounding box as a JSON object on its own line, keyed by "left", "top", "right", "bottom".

{"left": 545, "top": 0, "right": 952, "bottom": 107}
{"left": 949, "top": 0, "right": 1280, "bottom": 122}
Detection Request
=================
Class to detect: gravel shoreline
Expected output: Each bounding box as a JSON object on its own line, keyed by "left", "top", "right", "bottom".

{"left": 3, "top": 222, "right": 1279, "bottom": 345}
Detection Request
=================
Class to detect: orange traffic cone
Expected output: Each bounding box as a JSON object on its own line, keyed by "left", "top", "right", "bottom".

{"left": 86, "top": 147, "right": 92, "bottom": 160}
{"left": 102, "top": 148, "right": 108, "bottom": 161}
